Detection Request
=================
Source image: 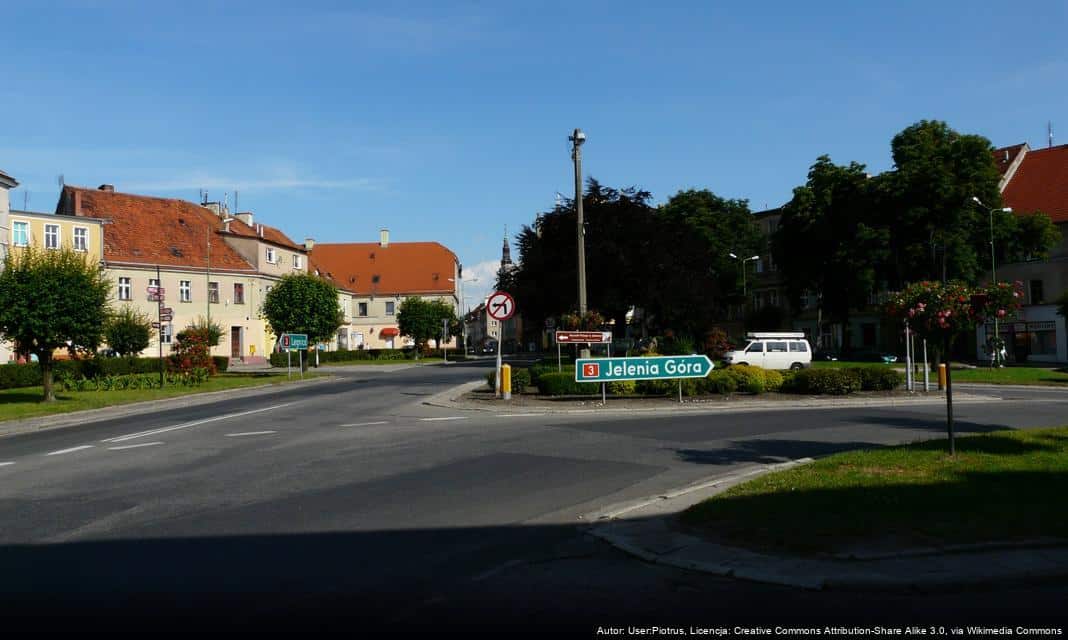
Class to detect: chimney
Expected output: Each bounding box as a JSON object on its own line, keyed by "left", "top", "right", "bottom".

{"left": 379, "top": 228, "right": 389, "bottom": 248}
{"left": 304, "top": 237, "right": 315, "bottom": 251}
{"left": 236, "top": 212, "right": 254, "bottom": 226}
{"left": 223, "top": 218, "right": 232, "bottom": 232}
{"left": 256, "top": 223, "right": 264, "bottom": 238}
{"left": 98, "top": 184, "right": 114, "bottom": 193}
{"left": 73, "top": 190, "right": 83, "bottom": 216}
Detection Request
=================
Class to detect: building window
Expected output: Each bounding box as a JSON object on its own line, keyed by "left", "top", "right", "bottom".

{"left": 180, "top": 280, "right": 191, "bottom": 302}
{"left": 74, "top": 227, "right": 88, "bottom": 252}
{"left": 385, "top": 301, "right": 395, "bottom": 315}
{"left": 44, "top": 224, "right": 60, "bottom": 249}
{"left": 293, "top": 254, "right": 304, "bottom": 269}
{"left": 358, "top": 302, "right": 368, "bottom": 317}
{"left": 161, "top": 323, "right": 173, "bottom": 345}
{"left": 234, "top": 283, "right": 245, "bottom": 304}
{"left": 12, "top": 221, "right": 28, "bottom": 247}
{"left": 118, "top": 277, "right": 131, "bottom": 301}
{"left": 266, "top": 247, "right": 277, "bottom": 264}
{"left": 1030, "top": 280, "right": 1044, "bottom": 305}
{"left": 209, "top": 282, "right": 219, "bottom": 304}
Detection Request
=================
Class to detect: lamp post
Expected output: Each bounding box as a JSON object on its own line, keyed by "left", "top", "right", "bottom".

{"left": 971, "top": 197, "right": 1013, "bottom": 366}
{"left": 569, "top": 128, "right": 590, "bottom": 359}
{"left": 729, "top": 252, "right": 761, "bottom": 301}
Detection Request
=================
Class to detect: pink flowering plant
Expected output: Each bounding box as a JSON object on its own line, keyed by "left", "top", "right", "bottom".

{"left": 885, "top": 280, "right": 1022, "bottom": 342}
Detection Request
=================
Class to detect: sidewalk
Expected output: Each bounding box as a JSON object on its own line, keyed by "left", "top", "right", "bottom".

{"left": 586, "top": 461, "right": 1068, "bottom": 591}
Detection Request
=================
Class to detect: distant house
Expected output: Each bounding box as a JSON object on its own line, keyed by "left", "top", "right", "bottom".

{"left": 978, "top": 143, "right": 1068, "bottom": 363}
{"left": 54, "top": 184, "right": 309, "bottom": 361}
{"left": 309, "top": 229, "right": 461, "bottom": 350}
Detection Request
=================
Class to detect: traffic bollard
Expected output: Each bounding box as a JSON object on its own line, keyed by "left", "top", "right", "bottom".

{"left": 938, "top": 364, "right": 946, "bottom": 390}
{"left": 501, "top": 364, "right": 512, "bottom": 400}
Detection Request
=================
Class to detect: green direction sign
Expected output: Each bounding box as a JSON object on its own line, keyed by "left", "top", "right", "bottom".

{"left": 575, "top": 355, "right": 713, "bottom": 383}
{"left": 281, "top": 333, "right": 308, "bottom": 350}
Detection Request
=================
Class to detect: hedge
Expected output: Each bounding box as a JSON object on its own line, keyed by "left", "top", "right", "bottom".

{"left": 484, "top": 367, "right": 531, "bottom": 394}
{"left": 780, "top": 366, "right": 903, "bottom": 395}
{"left": 536, "top": 372, "right": 599, "bottom": 396}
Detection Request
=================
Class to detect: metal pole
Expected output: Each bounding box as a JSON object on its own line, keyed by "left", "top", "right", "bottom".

{"left": 601, "top": 382, "right": 606, "bottom": 406}
{"left": 678, "top": 379, "right": 683, "bottom": 404}
{"left": 923, "top": 339, "right": 930, "bottom": 392}
{"left": 495, "top": 334, "right": 503, "bottom": 399}
{"left": 571, "top": 129, "right": 590, "bottom": 361}
{"left": 443, "top": 318, "right": 448, "bottom": 362}
{"left": 990, "top": 207, "right": 1000, "bottom": 367}
{"left": 557, "top": 342, "right": 562, "bottom": 373}
{"left": 299, "top": 349, "right": 304, "bottom": 380}
{"left": 905, "top": 323, "right": 912, "bottom": 392}
{"left": 157, "top": 264, "right": 164, "bottom": 388}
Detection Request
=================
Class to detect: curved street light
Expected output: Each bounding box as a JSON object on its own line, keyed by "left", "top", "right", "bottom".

{"left": 728, "top": 252, "right": 761, "bottom": 299}
{"left": 971, "top": 197, "right": 1013, "bottom": 366}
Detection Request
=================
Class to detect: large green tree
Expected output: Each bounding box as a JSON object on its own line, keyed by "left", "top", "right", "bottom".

{"left": 397, "top": 297, "right": 457, "bottom": 355}
{"left": 261, "top": 273, "right": 344, "bottom": 353}
{"left": 0, "top": 248, "right": 112, "bottom": 401}
{"left": 773, "top": 156, "right": 888, "bottom": 351}
{"left": 105, "top": 304, "right": 154, "bottom": 357}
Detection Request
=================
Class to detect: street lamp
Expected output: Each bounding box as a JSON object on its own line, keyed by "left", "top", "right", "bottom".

{"left": 729, "top": 252, "right": 761, "bottom": 299}
{"left": 569, "top": 128, "right": 590, "bottom": 359}
{"left": 971, "top": 196, "right": 1013, "bottom": 366}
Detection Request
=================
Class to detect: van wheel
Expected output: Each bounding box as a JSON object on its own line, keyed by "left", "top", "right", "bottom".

{"left": 737, "top": 362, "right": 748, "bottom": 367}
{"left": 790, "top": 362, "right": 804, "bottom": 370}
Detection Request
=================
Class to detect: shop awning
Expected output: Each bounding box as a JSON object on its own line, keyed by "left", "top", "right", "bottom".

{"left": 380, "top": 327, "right": 400, "bottom": 337}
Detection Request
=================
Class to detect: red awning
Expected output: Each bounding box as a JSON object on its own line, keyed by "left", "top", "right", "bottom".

{"left": 380, "top": 327, "right": 399, "bottom": 337}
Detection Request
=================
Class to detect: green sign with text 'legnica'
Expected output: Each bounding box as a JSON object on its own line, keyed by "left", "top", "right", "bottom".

{"left": 575, "top": 355, "right": 713, "bottom": 383}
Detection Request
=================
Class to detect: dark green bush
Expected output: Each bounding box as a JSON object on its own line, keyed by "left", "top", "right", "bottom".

{"left": 536, "top": 372, "right": 599, "bottom": 396}
{"left": 701, "top": 370, "right": 738, "bottom": 395}
{"left": 530, "top": 363, "right": 574, "bottom": 385}
{"left": 606, "top": 379, "right": 637, "bottom": 395}
{"left": 213, "top": 356, "right": 229, "bottom": 372}
{"left": 634, "top": 379, "right": 676, "bottom": 396}
{"left": 788, "top": 368, "right": 862, "bottom": 395}
{"left": 856, "top": 366, "right": 904, "bottom": 391}
{"left": 725, "top": 365, "right": 766, "bottom": 394}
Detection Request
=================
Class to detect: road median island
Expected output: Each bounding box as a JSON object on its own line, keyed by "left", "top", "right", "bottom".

{"left": 0, "top": 371, "right": 327, "bottom": 425}
{"left": 679, "top": 426, "right": 1068, "bottom": 555}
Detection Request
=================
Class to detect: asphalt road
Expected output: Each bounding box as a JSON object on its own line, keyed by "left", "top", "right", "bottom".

{"left": 1, "top": 360, "right": 1066, "bottom": 633}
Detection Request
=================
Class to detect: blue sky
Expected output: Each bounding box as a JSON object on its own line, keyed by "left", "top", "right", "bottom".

{"left": 4, "top": 1, "right": 1067, "bottom": 306}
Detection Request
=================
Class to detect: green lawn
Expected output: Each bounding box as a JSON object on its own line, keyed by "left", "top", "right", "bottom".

{"left": 680, "top": 427, "right": 1068, "bottom": 553}
{"left": 0, "top": 372, "right": 321, "bottom": 423}
{"left": 949, "top": 366, "right": 1068, "bottom": 386}
{"left": 313, "top": 357, "right": 447, "bottom": 366}
{"left": 811, "top": 360, "right": 900, "bottom": 369}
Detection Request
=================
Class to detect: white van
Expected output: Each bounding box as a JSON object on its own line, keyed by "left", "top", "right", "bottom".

{"left": 723, "top": 332, "right": 812, "bottom": 370}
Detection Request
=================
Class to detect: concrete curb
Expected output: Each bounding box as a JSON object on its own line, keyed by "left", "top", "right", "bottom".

{"left": 586, "top": 460, "right": 1068, "bottom": 591}
{"left": 424, "top": 388, "right": 1002, "bottom": 417}
{"left": 0, "top": 375, "right": 339, "bottom": 439}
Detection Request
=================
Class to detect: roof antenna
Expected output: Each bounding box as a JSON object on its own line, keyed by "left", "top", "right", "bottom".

{"left": 1049, "top": 121, "right": 1054, "bottom": 149}
{"left": 234, "top": 190, "right": 239, "bottom": 213}
{"left": 57, "top": 174, "right": 64, "bottom": 187}
{"left": 23, "top": 191, "right": 28, "bottom": 210}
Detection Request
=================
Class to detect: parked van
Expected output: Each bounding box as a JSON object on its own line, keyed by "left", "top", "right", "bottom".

{"left": 723, "top": 332, "right": 812, "bottom": 370}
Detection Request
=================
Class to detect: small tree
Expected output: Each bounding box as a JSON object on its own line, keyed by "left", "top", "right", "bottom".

{"left": 167, "top": 329, "right": 216, "bottom": 375}
{"left": 261, "top": 273, "right": 344, "bottom": 365}
{"left": 0, "top": 248, "right": 111, "bottom": 401}
{"left": 397, "top": 297, "right": 457, "bottom": 356}
{"left": 105, "top": 305, "right": 155, "bottom": 357}
{"left": 886, "top": 280, "right": 1021, "bottom": 454}
{"left": 184, "top": 316, "right": 223, "bottom": 348}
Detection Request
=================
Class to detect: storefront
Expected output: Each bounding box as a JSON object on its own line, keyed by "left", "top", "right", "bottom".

{"left": 977, "top": 305, "right": 1066, "bottom": 364}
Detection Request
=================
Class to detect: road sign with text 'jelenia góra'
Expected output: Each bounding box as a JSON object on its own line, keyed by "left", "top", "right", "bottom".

{"left": 574, "top": 355, "right": 713, "bottom": 383}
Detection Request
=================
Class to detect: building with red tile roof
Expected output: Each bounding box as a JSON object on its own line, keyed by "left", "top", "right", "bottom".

{"left": 309, "top": 229, "right": 461, "bottom": 350}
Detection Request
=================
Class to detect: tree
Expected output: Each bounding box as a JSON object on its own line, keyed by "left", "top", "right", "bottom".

{"left": 886, "top": 280, "right": 1021, "bottom": 454}
{"left": 261, "top": 273, "right": 344, "bottom": 359}
{"left": 105, "top": 305, "right": 154, "bottom": 357}
{"left": 774, "top": 156, "right": 888, "bottom": 351}
{"left": 0, "top": 248, "right": 111, "bottom": 401}
{"left": 397, "top": 297, "right": 456, "bottom": 356}
{"left": 181, "top": 316, "right": 223, "bottom": 348}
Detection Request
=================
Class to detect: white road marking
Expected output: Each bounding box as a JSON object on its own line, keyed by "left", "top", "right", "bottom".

{"left": 340, "top": 421, "right": 390, "bottom": 427}
{"left": 418, "top": 417, "right": 467, "bottom": 422}
{"left": 0, "top": 462, "right": 14, "bottom": 467}
{"left": 46, "top": 445, "right": 94, "bottom": 456}
{"left": 225, "top": 431, "right": 277, "bottom": 437}
{"left": 108, "top": 442, "right": 165, "bottom": 451}
{"left": 498, "top": 414, "right": 546, "bottom": 418}
{"left": 103, "top": 403, "right": 296, "bottom": 443}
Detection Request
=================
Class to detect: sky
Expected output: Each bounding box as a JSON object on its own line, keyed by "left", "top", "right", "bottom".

{"left": 4, "top": 1, "right": 1067, "bottom": 308}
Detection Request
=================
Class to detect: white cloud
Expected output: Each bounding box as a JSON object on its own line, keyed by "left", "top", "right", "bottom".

{"left": 460, "top": 259, "right": 501, "bottom": 311}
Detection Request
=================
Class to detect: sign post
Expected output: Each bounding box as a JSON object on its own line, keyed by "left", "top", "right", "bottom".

{"left": 486, "top": 291, "right": 516, "bottom": 398}
{"left": 280, "top": 333, "right": 308, "bottom": 379}
{"left": 443, "top": 318, "right": 449, "bottom": 363}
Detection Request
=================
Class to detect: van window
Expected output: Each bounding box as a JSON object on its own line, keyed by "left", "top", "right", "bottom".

{"left": 767, "top": 341, "right": 788, "bottom": 352}
{"left": 745, "top": 342, "right": 764, "bottom": 353}
{"left": 789, "top": 341, "right": 808, "bottom": 352}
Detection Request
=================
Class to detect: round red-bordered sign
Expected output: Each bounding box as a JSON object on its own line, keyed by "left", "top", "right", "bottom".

{"left": 486, "top": 291, "right": 516, "bottom": 321}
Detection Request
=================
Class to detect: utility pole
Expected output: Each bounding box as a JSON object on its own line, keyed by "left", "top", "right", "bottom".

{"left": 570, "top": 128, "right": 589, "bottom": 359}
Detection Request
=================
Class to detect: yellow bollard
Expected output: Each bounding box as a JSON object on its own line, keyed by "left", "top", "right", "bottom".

{"left": 501, "top": 364, "right": 512, "bottom": 400}
{"left": 938, "top": 364, "right": 946, "bottom": 390}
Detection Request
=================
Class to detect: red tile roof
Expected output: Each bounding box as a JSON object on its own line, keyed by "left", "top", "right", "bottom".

{"left": 309, "top": 242, "right": 459, "bottom": 296}
{"left": 55, "top": 185, "right": 256, "bottom": 272}
{"left": 992, "top": 144, "right": 1027, "bottom": 176}
{"left": 224, "top": 215, "right": 305, "bottom": 251}
{"left": 1001, "top": 144, "right": 1068, "bottom": 224}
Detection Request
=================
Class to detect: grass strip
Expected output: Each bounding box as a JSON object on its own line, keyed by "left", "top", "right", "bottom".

{"left": 681, "top": 427, "right": 1068, "bottom": 552}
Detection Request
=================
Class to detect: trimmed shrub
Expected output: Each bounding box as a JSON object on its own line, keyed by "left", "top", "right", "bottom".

{"left": 856, "top": 366, "right": 904, "bottom": 391}
{"left": 213, "top": 356, "right": 230, "bottom": 373}
{"left": 606, "top": 379, "right": 637, "bottom": 396}
{"left": 634, "top": 379, "right": 676, "bottom": 396}
{"left": 788, "top": 368, "right": 862, "bottom": 395}
{"left": 763, "top": 369, "right": 784, "bottom": 392}
{"left": 0, "top": 363, "right": 42, "bottom": 389}
{"left": 701, "top": 370, "right": 738, "bottom": 395}
{"left": 726, "top": 365, "right": 766, "bottom": 394}
{"left": 530, "top": 363, "right": 574, "bottom": 386}
{"left": 537, "top": 372, "right": 599, "bottom": 396}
